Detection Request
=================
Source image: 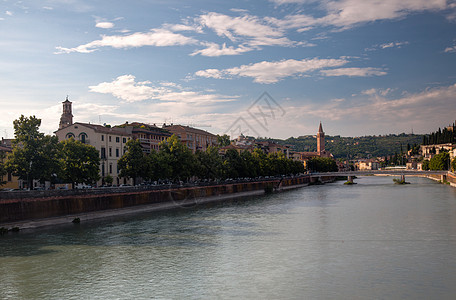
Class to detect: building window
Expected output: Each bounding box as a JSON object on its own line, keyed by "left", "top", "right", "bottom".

{"left": 101, "top": 147, "right": 106, "bottom": 159}
{"left": 116, "top": 137, "right": 120, "bottom": 143}
{"left": 7, "top": 172, "right": 12, "bottom": 182}
{"left": 102, "top": 164, "right": 105, "bottom": 177}
{"left": 109, "top": 164, "right": 113, "bottom": 174}
{"left": 116, "top": 148, "right": 120, "bottom": 157}
{"left": 109, "top": 136, "right": 112, "bottom": 142}
{"left": 101, "top": 135, "right": 104, "bottom": 141}
{"left": 123, "top": 137, "right": 126, "bottom": 143}
{"left": 79, "top": 132, "right": 88, "bottom": 144}
{"left": 109, "top": 147, "right": 112, "bottom": 157}
{"left": 66, "top": 133, "right": 75, "bottom": 139}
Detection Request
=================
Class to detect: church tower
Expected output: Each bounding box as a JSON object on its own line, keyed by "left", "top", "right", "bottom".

{"left": 59, "top": 96, "right": 73, "bottom": 129}
{"left": 317, "top": 122, "right": 325, "bottom": 154}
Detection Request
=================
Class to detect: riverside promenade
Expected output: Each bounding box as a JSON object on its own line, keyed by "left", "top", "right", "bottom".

{"left": 1, "top": 170, "right": 452, "bottom": 230}
{"left": 1, "top": 175, "right": 335, "bottom": 230}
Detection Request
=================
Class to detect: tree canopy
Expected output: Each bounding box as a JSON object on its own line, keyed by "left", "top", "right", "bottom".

{"left": 59, "top": 138, "right": 100, "bottom": 188}
{"left": 6, "top": 115, "right": 61, "bottom": 188}
{"left": 117, "top": 135, "right": 305, "bottom": 184}
{"left": 429, "top": 152, "right": 450, "bottom": 171}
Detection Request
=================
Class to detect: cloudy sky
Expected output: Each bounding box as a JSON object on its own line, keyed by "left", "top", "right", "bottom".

{"left": 1, "top": 0, "right": 456, "bottom": 139}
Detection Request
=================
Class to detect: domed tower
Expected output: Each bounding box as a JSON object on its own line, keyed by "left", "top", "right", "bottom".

{"left": 317, "top": 122, "right": 325, "bottom": 154}
{"left": 59, "top": 96, "right": 73, "bottom": 129}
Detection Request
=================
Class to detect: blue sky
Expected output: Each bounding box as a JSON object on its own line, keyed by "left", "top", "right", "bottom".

{"left": 1, "top": 0, "right": 456, "bottom": 139}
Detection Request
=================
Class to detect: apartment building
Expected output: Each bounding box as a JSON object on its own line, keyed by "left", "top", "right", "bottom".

{"left": 163, "top": 124, "right": 218, "bottom": 153}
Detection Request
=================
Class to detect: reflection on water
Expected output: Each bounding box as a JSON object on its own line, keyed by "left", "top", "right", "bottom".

{"left": 1, "top": 176, "right": 456, "bottom": 299}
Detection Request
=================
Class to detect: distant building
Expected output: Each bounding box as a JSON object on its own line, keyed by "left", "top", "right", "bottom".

{"left": 254, "top": 141, "right": 290, "bottom": 158}
{"left": 420, "top": 143, "right": 455, "bottom": 161}
{"left": 290, "top": 122, "right": 333, "bottom": 168}
{"left": 116, "top": 122, "right": 171, "bottom": 154}
{"left": 358, "top": 160, "right": 380, "bottom": 170}
{"left": 219, "top": 143, "right": 254, "bottom": 155}
{"left": 163, "top": 124, "right": 218, "bottom": 153}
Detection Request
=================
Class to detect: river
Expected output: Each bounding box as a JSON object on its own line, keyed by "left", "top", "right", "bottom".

{"left": 1, "top": 176, "right": 456, "bottom": 299}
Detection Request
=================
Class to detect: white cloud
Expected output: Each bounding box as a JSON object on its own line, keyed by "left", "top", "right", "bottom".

{"left": 190, "top": 42, "right": 253, "bottom": 57}
{"left": 269, "top": 0, "right": 448, "bottom": 31}
{"left": 55, "top": 29, "right": 198, "bottom": 54}
{"left": 163, "top": 23, "right": 203, "bottom": 33}
{"left": 5, "top": 11, "right": 13, "bottom": 16}
{"left": 321, "top": 67, "right": 387, "bottom": 77}
{"left": 89, "top": 75, "right": 238, "bottom": 104}
{"left": 195, "top": 57, "right": 348, "bottom": 83}
{"left": 264, "top": 83, "right": 456, "bottom": 136}
{"left": 444, "top": 42, "right": 456, "bottom": 53}
{"left": 194, "top": 69, "right": 225, "bottom": 79}
{"left": 96, "top": 21, "right": 114, "bottom": 29}
{"left": 365, "top": 41, "right": 409, "bottom": 51}
{"left": 198, "top": 12, "right": 294, "bottom": 47}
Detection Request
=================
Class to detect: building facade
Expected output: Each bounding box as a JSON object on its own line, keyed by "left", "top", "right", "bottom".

{"left": 163, "top": 124, "right": 218, "bottom": 153}
{"left": 55, "top": 122, "right": 133, "bottom": 186}
{"left": 117, "top": 122, "right": 171, "bottom": 154}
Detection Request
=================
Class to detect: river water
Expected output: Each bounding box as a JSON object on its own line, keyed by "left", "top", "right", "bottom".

{"left": 1, "top": 176, "right": 456, "bottom": 299}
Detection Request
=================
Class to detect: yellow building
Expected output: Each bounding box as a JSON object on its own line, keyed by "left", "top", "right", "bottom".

{"left": 0, "top": 144, "right": 20, "bottom": 190}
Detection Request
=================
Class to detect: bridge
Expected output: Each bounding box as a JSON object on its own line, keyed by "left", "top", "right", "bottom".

{"left": 314, "top": 170, "right": 448, "bottom": 176}
{"left": 308, "top": 170, "right": 450, "bottom": 184}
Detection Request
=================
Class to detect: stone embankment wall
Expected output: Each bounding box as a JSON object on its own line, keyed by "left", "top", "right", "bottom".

{"left": 422, "top": 172, "right": 456, "bottom": 187}
{"left": 0, "top": 176, "right": 313, "bottom": 224}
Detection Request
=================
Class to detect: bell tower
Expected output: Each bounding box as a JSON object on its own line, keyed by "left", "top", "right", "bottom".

{"left": 317, "top": 122, "right": 325, "bottom": 154}
{"left": 59, "top": 96, "right": 73, "bottom": 129}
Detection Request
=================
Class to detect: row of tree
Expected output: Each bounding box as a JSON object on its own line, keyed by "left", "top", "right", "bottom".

{"left": 422, "top": 125, "right": 455, "bottom": 145}
{"left": 1, "top": 116, "right": 100, "bottom": 189}
{"left": 0, "top": 115, "right": 308, "bottom": 189}
{"left": 118, "top": 135, "right": 306, "bottom": 184}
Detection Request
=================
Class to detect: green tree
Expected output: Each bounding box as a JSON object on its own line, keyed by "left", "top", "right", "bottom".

{"left": 222, "top": 149, "right": 243, "bottom": 179}
{"left": 217, "top": 134, "right": 231, "bottom": 147}
{"left": 159, "top": 134, "right": 196, "bottom": 181}
{"left": 429, "top": 152, "right": 450, "bottom": 170}
{"left": 0, "top": 151, "right": 7, "bottom": 186}
{"left": 422, "top": 160, "right": 430, "bottom": 171}
{"left": 59, "top": 138, "right": 100, "bottom": 188}
{"left": 451, "top": 158, "right": 456, "bottom": 172}
{"left": 6, "top": 115, "right": 61, "bottom": 189}
{"left": 146, "top": 149, "right": 172, "bottom": 181}
{"left": 307, "top": 157, "right": 338, "bottom": 172}
{"left": 104, "top": 175, "right": 114, "bottom": 186}
{"left": 118, "top": 139, "right": 147, "bottom": 185}
{"left": 195, "top": 146, "right": 224, "bottom": 180}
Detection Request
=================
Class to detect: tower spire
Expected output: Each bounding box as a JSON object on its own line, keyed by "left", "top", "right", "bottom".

{"left": 59, "top": 96, "right": 73, "bottom": 129}
{"left": 317, "top": 121, "right": 325, "bottom": 154}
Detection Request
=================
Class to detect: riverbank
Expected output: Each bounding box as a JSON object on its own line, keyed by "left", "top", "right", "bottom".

{"left": 0, "top": 176, "right": 329, "bottom": 231}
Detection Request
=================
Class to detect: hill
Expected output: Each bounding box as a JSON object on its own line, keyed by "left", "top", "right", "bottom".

{"left": 259, "top": 134, "right": 424, "bottom": 159}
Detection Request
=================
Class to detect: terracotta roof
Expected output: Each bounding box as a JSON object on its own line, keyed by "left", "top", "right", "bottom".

{"left": 220, "top": 144, "right": 252, "bottom": 150}
{"left": 164, "top": 124, "right": 216, "bottom": 137}
{"left": 70, "top": 122, "right": 129, "bottom": 135}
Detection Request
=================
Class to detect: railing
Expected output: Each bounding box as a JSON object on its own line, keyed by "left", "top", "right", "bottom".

{"left": 0, "top": 176, "right": 303, "bottom": 201}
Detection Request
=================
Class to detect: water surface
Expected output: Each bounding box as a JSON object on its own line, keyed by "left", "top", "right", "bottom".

{"left": 1, "top": 176, "right": 456, "bottom": 299}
